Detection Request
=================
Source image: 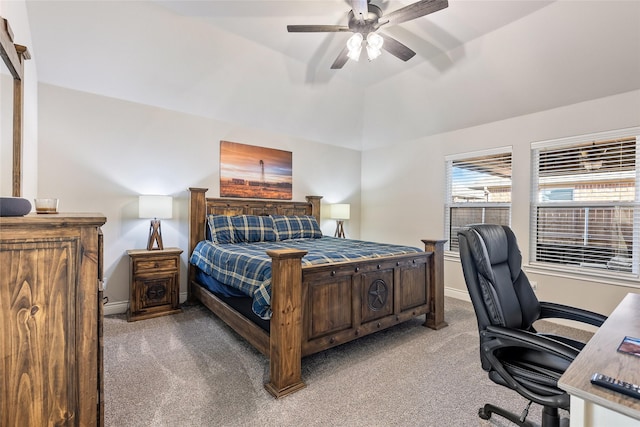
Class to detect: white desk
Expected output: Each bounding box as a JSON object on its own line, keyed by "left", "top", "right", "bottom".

{"left": 559, "top": 293, "right": 640, "bottom": 426}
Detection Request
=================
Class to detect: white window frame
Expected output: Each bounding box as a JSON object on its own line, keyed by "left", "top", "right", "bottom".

{"left": 445, "top": 146, "right": 512, "bottom": 252}
{"left": 530, "top": 127, "right": 640, "bottom": 281}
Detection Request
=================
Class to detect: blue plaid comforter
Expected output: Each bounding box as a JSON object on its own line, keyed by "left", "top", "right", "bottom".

{"left": 190, "top": 236, "right": 423, "bottom": 319}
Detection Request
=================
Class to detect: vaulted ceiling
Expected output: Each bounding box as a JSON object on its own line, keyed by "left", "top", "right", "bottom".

{"left": 25, "top": 1, "right": 640, "bottom": 150}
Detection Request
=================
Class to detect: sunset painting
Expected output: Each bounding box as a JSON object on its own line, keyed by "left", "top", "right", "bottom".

{"left": 220, "top": 141, "right": 292, "bottom": 200}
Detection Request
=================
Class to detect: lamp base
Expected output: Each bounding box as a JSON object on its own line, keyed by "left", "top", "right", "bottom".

{"left": 334, "top": 220, "right": 345, "bottom": 239}
{"left": 147, "top": 219, "right": 164, "bottom": 250}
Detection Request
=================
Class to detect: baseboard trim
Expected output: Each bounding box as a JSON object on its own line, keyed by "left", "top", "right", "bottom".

{"left": 105, "top": 287, "right": 593, "bottom": 332}
{"left": 105, "top": 292, "right": 189, "bottom": 316}
{"left": 443, "top": 286, "right": 596, "bottom": 332}
{"left": 445, "top": 286, "right": 470, "bottom": 302}
{"left": 107, "top": 290, "right": 469, "bottom": 316}
{"left": 104, "top": 300, "right": 129, "bottom": 316}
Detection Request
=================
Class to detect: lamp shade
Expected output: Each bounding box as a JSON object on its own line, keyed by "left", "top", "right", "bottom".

{"left": 139, "top": 195, "right": 173, "bottom": 219}
{"left": 328, "top": 203, "right": 350, "bottom": 220}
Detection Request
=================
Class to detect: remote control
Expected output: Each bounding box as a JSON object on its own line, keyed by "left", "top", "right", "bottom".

{"left": 590, "top": 373, "right": 640, "bottom": 400}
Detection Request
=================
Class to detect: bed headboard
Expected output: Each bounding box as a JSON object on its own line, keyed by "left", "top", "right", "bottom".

{"left": 188, "top": 188, "right": 322, "bottom": 259}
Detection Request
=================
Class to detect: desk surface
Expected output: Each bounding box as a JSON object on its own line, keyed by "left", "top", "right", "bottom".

{"left": 559, "top": 292, "right": 640, "bottom": 420}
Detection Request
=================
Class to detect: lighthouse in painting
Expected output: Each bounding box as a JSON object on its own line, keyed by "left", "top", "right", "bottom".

{"left": 259, "top": 159, "right": 265, "bottom": 187}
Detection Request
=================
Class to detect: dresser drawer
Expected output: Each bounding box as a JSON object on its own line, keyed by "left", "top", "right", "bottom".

{"left": 133, "top": 256, "right": 178, "bottom": 273}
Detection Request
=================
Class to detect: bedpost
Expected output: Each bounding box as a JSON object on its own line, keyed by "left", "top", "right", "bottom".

{"left": 305, "top": 196, "right": 322, "bottom": 224}
{"left": 264, "top": 248, "right": 308, "bottom": 399}
{"left": 188, "top": 188, "right": 207, "bottom": 303}
{"left": 422, "top": 239, "right": 448, "bottom": 330}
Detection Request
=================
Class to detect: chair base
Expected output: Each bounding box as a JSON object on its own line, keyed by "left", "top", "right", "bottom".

{"left": 479, "top": 403, "right": 536, "bottom": 427}
{"left": 479, "top": 403, "right": 565, "bottom": 427}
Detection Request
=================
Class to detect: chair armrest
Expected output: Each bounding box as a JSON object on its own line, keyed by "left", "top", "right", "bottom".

{"left": 484, "top": 325, "right": 581, "bottom": 361}
{"left": 539, "top": 301, "right": 607, "bottom": 328}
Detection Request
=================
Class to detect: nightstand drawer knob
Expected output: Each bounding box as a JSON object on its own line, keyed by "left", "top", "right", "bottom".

{"left": 154, "top": 262, "right": 160, "bottom": 268}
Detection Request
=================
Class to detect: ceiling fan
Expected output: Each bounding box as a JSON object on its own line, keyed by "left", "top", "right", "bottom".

{"left": 287, "top": 0, "right": 449, "bottom": 69}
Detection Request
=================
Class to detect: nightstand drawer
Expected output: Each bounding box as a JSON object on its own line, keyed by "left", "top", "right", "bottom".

{"left": 133, "top": 257, "right": 178, "bottom": 273}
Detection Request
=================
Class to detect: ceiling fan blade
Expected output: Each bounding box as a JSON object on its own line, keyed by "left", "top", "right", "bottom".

{"left": 382, "top": 0, "right": 448, "bottom": 26}
{"left": 287, "top": 25, "right": 350, "bottom": 33}
{"left": 349, "top": 0, "right": 369, "bottom": 22}
{"left": 380, "top": 33, "right": 416, "bottom": 62}
{"left": 330, "top": 46, "right": 350, "bottom": 69}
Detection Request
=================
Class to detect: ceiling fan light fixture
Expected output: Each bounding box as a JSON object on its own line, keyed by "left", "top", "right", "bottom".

{"left": 346, "top": 32, "right": 364, "bottom": 61}
{"left": 367, "top": 32, "right": 384, "bottom": 50}
{"left": 287, "top": 0, "right": 449, "bottom": 69}
{"left": 365, "top": 32, "right": 384, "bottom": 61}
{"left": 347, "top": 44, "right": 362, "bottom": 61}
{"left": 366, "top": 44, "right": 381, "bottom": 61}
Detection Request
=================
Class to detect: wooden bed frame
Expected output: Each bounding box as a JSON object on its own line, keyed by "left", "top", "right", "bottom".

{"left": 188, "top": 188, "right": 447, "bottom": 398}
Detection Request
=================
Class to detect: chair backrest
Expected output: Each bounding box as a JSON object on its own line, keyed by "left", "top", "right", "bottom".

{"left": 458, "top": 224, "right": 541, "bottom": 333}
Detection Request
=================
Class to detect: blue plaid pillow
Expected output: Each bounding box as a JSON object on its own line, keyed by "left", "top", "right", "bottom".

{"left": 207, "top": 215, "right": 235, "bottom": 244}
{"left": 271, "top": 215, "right": 323, "bottom": 240}
{"left": 231, "top": 215, "right": 277, "bottom": 243}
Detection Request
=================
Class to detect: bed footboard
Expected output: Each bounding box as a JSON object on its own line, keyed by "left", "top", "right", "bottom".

{"left": 265, "top": 239, "right": 447, "bottom": 398}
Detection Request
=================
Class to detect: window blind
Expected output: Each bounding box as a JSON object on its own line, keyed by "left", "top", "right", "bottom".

{"left": 445, "top": 148, "right": 512, "bottom": 251}
{"left": 531, "top": 128, "right": 640, "bottom": 276}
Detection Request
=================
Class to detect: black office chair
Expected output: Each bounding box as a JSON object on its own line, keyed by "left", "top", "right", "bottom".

{"left": 457, "top": 224, "right": 607, "bottom": 427}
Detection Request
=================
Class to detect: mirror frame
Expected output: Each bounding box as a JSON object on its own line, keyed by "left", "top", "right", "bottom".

{"left": 1, "top": 16, "right": 30, "bottom": 197}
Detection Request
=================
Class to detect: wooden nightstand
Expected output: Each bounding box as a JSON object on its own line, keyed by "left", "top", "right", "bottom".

{"left": 127, "top": 248, "right": 183, "bottom": 322}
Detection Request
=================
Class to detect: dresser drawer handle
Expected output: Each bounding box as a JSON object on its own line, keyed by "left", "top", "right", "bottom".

{"left": 154, "top": 262, "right": 160, "bottom": 268}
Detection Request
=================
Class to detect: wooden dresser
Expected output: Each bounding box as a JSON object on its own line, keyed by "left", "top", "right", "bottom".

{"left": 0, "top": 213, "right": 106, "bottom": 426}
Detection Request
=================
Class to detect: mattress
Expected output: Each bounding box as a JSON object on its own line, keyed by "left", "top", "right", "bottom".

{"left": 189, "top": 236, "right": 423, "bottom": 319}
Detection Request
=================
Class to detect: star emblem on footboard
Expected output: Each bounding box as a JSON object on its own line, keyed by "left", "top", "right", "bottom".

{"left": 367, "top": 279, "right": 388, "bottom": 311}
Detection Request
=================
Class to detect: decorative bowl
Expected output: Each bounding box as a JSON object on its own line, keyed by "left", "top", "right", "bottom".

{"left": 0, "top": 197, "right": 32, "bottom": 217}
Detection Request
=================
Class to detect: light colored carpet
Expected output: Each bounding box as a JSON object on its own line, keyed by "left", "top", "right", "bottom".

{"left": 103, "top": 297, "right": 592, "bottom": 427}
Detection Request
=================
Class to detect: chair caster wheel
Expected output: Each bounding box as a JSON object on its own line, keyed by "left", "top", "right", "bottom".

{"left": 479, "top": 407, "right": 491, "bottom": 420}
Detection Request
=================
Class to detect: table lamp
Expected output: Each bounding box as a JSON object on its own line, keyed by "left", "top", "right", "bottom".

{"left": 328, "top": 203, "right": 350, "bottom": 238}
{"left": 139, "top": 195, "right": 172, "bottom": 250}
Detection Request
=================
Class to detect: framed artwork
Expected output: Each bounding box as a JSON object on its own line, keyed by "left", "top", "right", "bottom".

{"left": 220, "top": 141, "right": 292, "bottom": 200}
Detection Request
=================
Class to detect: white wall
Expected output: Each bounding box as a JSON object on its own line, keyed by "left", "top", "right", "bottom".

{"left": 361, "top": 90, "right": 640, "bottom": 317}
{"left": 37, "top": 84, "right": 639, "bottom": 316}
{"left": 37, "top": 83, "right": 361, "bottom": 311}
{"left": 360, "top": 1, "right": 640, "bottom": 150}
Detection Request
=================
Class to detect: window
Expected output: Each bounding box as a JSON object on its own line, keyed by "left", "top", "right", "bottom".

{"left": 531, "top": 127, "right": 640, "bottom": 277}
{"left": 445, "top": 148, "right": 512, "bottom": 251}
